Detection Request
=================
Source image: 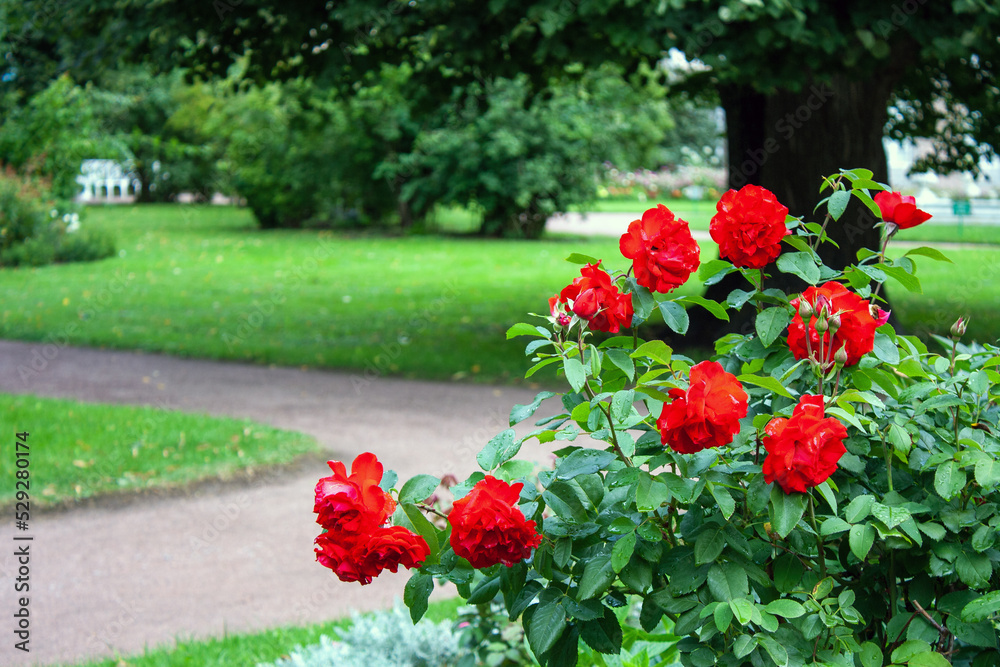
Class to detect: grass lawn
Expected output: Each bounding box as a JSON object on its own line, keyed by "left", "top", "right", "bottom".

{"left": 1, "top": 204, "right": 998, "bottom": 387}
{"left": 64, "top": 597, "right": 464, "bottom": 667}
{"left": 0, "top": 393, "right": 318, "bottom": 507}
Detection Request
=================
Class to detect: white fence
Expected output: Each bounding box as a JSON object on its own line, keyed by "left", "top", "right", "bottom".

{"left": 75, "top": 160, "right": 140, "bottom": 202}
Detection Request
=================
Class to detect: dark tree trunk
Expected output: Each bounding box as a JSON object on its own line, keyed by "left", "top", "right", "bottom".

{"left": 683, "top": 74, "right": 896, "bottom": 343}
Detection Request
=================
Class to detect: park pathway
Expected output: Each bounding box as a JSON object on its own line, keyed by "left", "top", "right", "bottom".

{"left": 0, "top": 340, "right": 547, "bottom": 666}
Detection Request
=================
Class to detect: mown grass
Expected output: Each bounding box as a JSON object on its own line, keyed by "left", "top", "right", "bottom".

{"left": 0, "top": 393, "right": 318, "bottom": 507}
{"left": 64, "top": 597, "right": 464, "bottom": 667}
{"left": 0, "top": 204, "right": 997, "bottom": 387}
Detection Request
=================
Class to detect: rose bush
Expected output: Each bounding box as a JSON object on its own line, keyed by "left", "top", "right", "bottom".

{"left": 315, "top": 170, "right": 1000, "bottom": 667}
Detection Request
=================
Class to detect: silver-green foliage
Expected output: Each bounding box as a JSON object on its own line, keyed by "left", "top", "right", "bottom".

{"left": 263, "top": 604, "right": 462, "bottom": 667}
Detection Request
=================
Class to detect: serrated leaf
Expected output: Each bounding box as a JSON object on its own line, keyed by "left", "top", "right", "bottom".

{"left": 694, "top": 527, "right": 725, "bottom": 565}
{"left": 631, "top": 340, "right": 672, "bottom": 366}
{"left": 820, "top": 517, "right": 851, "bottom": 536}
{"left": 578, "top": 554, "right": 615, "bottom": 600}
{"left": 759, "top": 635, "right": 788, "bottom": 666}
{"left": 477, "top": 429, "right": 521, "bottom": 471}
{"left": 776, "top": 252, "right": 821, "bottom": 285}
{"left": 528, "top": 598, "right": 567, "bottom": 656}
{"left": 510, "top": 391, "right": 557, "bottom": 426}
{"left": 844, "top": 494, "right": 875, "bottom": 523}
{"left": 871, "top": 502, "right": 911, "bottom": 529}
{"left": 580, "top": 608, "right": 623, "bottom": 655}
{"left": 729, "top": 598, "right": 755, "bottom": 625}
{"left": 956, "top": 551, "right": 992, "bottom": 589}
{"left": 755, "top": 307, "right": 791, "bottom": 347}
{"left": 872, "top": 332, "right": 900, "bottom": 364}
{"left": 734, "top": 634, "right": 756, "bottom": 658}
{"left": 698, "top": 258, "right": 734, "bottom": 283}
{"left": 859, "top": 642, "right": 883, "bottom": 667}
{"left": 605, "top": 348, "right": 635, "bottom": 381}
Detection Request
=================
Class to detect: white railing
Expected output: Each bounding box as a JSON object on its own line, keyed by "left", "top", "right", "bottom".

{"left": 75, "top": 160, "right": 140, "bottom": 202}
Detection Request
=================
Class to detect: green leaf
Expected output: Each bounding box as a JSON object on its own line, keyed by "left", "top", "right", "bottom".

{"left": 467, "top": 575, "right": 502, "bottom": 604}
{"left": 872, "top": 332, "right": 900, "bottom": 365}
{"left": 710, "top": 484, "right": 736, "bottom": 520}
{"left": 566, "top": 252, "right": 600, "bottom": 265}
{"left": 738, "top": 373, "right": 795, "bottom": 399}
{"left": 631, "top": 339, "right": 673, "bottom": 366}
{"left": 769, "top": 486, "right": 807, "bottom": 538}
{"left": 827, "top": 189, "right": 851, "bottom": 221}
{"left": 729, "top": 598, "right": 755, "bottom": 626}
{"left": 891, "top": 641, "right": 933, "bottom": 664}
{"left": 815, "top": 480, "right": 837, "bottom": 515}
{"left": 580, "top": 608, "right": 623, "bottom": 655}
{"left": 934, "top": 460, "right": 966, "bottom": 501}
{"left": 904, "top": 246, "right": 953, "bottom": 263}
{"left": 707, "top": 563, "right": 748, "bottom": 601}
{"left": 510, "top": 391, "right": 557, "bottom": 426}
{"left": 765, "top": 599, "right": 806, "bottom": 618}
{"left": 975, "top": 456, "right": 1000, "bottom": 488}
{"left": 507, "top": 322, "right": 545, "bottom": 339}
{"left": 398, "top": 474, "right": 440, "bottom": 504}
{"left": 612, "top": 531, "right": 636, "bottom": 573}
{"left": 403, "top": 572, "right": 433, "bottom": 623}
{"left": 881, "top": 264, "right": 922, "bottom": 293}
{"left": 556, "top": 449, "right": 616, "bottom": 481}
{"left": 859, "top": 642, "right": 883, "bottom": 667}
{"left": 844, "top": 494, "right": 875, "bottom": 523}
{"left": 759, "top": 635, "right": 789, "bottom": 666}
{"left": 605, "top": 349, "right": 635, "bottom": 381}
{"left": 871, "top": 502, "right": 912, "bottom": 530}
{"left": 543, "top": 480, "right": 589, "bottom": 523}
{"left": 658, "top": 301, "right": 689, "bottom": 335}
{"left": 694, "top": 527, "right": 725, "bottom": 565}
{"left": 820, "top": 517, "right": 851, "bottom": 536}
{"left": 680, "top": 295, "right": 730, "bottom": 321}
{"left": 755, "top": 307, "right": 791, "bottom": 347}
{"left": 776, "top": 251, "right": 821, "bottom": 285}
{"left": 563, "top": 358, "right": 587, "bottom": 393}
{"left": 578, "top": 554, "right": 615, "bottom": 600}
{"left": 477, "top": 429, "right": 521, "bottom": 471}
{"left": 401, "top": 503, "right": 441, "bottom": 561}
{"left": 907, "top": 653, "right": 953, "bottom": 667}
{"left": 956, "top": 551, "right": 992, "bottom": 589}
{"left": 849, "top": 523, "right": 876, "bottom": 561}
{"left": 733, "top": 634, "right": 756, "bottom": 659}
{"left": 962, "top": 591, "right": 1000, "bottom": 622}
{"left": 528, "top": 598, "right": 567, "bottom": 657}
{"left": 698, "top": 258, "right": 733, "bottom": 282}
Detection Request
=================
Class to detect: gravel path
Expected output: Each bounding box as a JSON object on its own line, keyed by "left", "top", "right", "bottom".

{"left": 0, "top": 340, "right": 549, "bottom": 666}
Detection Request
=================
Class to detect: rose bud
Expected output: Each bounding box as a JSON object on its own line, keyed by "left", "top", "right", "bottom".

{"left": 828, "top": 314, "right": 842, "bottom": 334}
{"left": 834, "top": 347, "right": 849, "bottom": 367}
{"left": 951, "top": 317, "right": 968, "bottom": 339}
{"left": 814, "top": 313, "right": 829, "bottom": 333}
{"left": 797, "top": 299, "right": 814, "bottom": 319}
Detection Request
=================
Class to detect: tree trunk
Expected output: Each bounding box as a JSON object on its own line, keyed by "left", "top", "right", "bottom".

{"left": 683, "top": 74, "right": 895, "bottom": 343}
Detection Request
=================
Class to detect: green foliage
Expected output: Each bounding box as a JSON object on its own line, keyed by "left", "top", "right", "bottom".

{"left": 394, "top": 66, "right": 671, "bottom": 239}
{"left": 395, "top": 170, "right": 1000, "bottom": 665}
{"left": 0, "top": 171, "right": 115, "bottom": 267}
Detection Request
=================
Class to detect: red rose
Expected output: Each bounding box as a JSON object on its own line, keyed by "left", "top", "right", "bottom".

{"left": 709, "top": 185, "right": 790, "bottom": 269}
{"left": 762, "top": 395, "right": 847, "bottom": 494}
{"left": 314, "top": 452, "right": 395, "bottom": 535}
{"left": 787, "top": 281, "right": 887, "bottom": 369}
{"left": 620, "top": 204, "right": 701, "bottom": 294}
{"left": 315, "top": 526, "right": 429, "bottom": 585}
{"left": 553, "top": 262, "right": 633, "bottom": 333}
{"left": 448, "top": 476, "right": 542, "bottom": 568}
{"left": 874, "top": 191, "right": 932, "bottom": 230}
{"left": 657, "top": 360, "right": 748, "bottom": 454}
